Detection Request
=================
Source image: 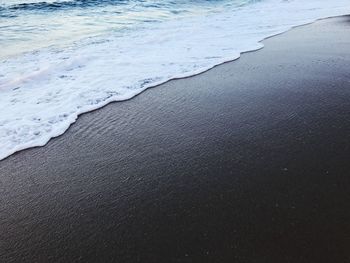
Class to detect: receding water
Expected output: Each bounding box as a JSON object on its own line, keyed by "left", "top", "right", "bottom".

{"left": 0, "top": 0, "right": 350, "bottom": 160}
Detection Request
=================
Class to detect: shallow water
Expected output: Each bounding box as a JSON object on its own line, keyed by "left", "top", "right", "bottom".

{"left": 1, "top": 0, "right": 240, "bottom": 58}
{"left": 0, "top": 0, "right": 350, "bottom": 160}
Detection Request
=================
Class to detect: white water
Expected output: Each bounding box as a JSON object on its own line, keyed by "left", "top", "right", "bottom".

{"left": 0, "top": 0, "right": 349, "bottom": 160}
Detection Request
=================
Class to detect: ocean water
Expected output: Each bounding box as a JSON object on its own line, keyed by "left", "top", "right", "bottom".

{"left": 0, "top": 0, "right": 349, "bottom": 160}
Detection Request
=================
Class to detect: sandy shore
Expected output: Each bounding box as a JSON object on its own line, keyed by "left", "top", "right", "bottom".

{"left": 1, "top": 16, "right": 350, "bottom": 262}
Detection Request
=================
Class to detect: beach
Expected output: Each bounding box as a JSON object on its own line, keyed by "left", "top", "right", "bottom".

{"left": 1, "top": 15, "right": 350, "bottom": 262}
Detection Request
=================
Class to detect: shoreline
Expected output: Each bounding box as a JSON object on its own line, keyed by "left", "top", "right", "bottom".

{"left": 1, "top": 15, "right": 350, "bottom": 262}
{"left": 1, "top": 14, "right": 350, "bottom": 161}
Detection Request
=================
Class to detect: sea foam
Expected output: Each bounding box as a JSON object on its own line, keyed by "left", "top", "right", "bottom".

{"left": 0, "top": 0, "right": 350, "bottom": 160}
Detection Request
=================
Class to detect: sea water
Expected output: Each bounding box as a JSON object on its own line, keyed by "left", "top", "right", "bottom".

{"left": 0, "top": 0, "right": 349, "bottom": 160}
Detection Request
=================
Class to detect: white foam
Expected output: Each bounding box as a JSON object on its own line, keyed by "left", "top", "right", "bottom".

{"left": 0, "top": 0, "right": 349, "bottom": 160}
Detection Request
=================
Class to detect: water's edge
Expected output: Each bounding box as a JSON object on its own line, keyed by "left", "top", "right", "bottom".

{"left": 0, "top": 14, "right": 348, "bottom": 162}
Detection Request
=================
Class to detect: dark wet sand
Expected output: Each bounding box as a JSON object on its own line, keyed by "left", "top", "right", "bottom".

{"left": 1, "top": 16, "right": 350, "bottom": 263}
